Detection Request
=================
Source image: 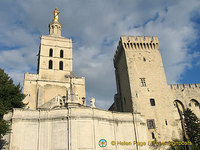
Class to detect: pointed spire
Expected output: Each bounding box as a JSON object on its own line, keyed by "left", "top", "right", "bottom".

{"left": 49, "top": 8, "right": 62, "bottom": 37}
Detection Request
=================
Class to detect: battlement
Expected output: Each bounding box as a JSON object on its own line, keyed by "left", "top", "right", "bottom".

{"left": 169, "top": 83, "right": 200, "bottom": 90}
{"left": 121, "top": 36, "right": 159, "bottom": 43}
{"left": 24, "top": 72, "right": 39, "bottom": 81}
{"left": 120, "top": 36, "right": 159, "bottom": 50}
{"left": 113, "top": 36, "right": 159, "bottom": 65}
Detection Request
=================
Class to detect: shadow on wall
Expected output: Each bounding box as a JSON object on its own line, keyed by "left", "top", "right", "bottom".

{"left": 0, "top": 139, "right": 8, "bottom": 149}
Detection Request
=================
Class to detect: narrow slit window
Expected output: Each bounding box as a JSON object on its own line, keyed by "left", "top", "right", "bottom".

{"left": 59, "top": 61, "right": 63, "bottom": 70}
{"left": 165, "top": 119, "right": 168, "bottom": 125}
{"left": 49, "top": 48, "right": 53, "bottom": 57}
{"left": 60, "top": 50, "right": 64, "bottom": 58}
{"left": 150, "top": 98, "right": 156, "bottom": 106}
{"left": 152, "top": 132, "right": 155, "bottom": 139}
{"left": 49, "top": 60, "right": 53, "bottom": 69}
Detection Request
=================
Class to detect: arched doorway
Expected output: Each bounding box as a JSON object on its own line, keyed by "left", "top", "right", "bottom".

{"left": 189, "top": 99, "right": 200, "bottom": 117}
{"left": 174, "top": 100, "right": 188, "bottom": 142}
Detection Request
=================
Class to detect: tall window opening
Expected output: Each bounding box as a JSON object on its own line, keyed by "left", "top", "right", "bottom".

{"left": 49, "top": 60, "right": 53, "bottom": 69}
{"left": 150, "top": 98, "right": 156, "bottom": 106}
{"left": 191, "top": 99, "right": 199, "bottom": 107}
{"left": 59, "top": 61, "right": 63, "bottom": 70}
{"left": 49, "top": 48, "right": 53, "bottom": 57}
{"left": 152, "top": 132, "right": 155, "bottom": 139}
{"left": 140, "top": 78, "right": 146, "bottom": 86}
{"left": 165, "top": 119, "right": 168, "bottom": 125}
{"left": 60, "top": 50, "right": 64, "bottom": 58}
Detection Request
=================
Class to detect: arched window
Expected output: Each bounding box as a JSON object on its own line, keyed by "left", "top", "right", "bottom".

{"left": 49, "top": 60, "right": 53, "bottom": 69}
{"left": 49, "top": 48, "right": 53, "bottom": 57}
{"left": 60, "top": 50, "right": 64, "bottom": 58}
{"left": 174, "top": 100, "right": 185, "bottom": 111}
{"left": 59, "top": 61, "right": 63, "bottom": 70}
{"left": 191, "top": 99, "right": 199, "bottom": 107}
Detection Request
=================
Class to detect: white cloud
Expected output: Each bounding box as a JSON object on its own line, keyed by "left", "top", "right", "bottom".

{"left": 0, "top": 0, "right": 200, "bottom": 109}
{"left": 8, "top": 71, "right": 24, "bottom": 87}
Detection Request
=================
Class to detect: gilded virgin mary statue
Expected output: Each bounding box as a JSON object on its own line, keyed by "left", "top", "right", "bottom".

{"left": 53, "top": 8, "right": 60, "bottom": 22}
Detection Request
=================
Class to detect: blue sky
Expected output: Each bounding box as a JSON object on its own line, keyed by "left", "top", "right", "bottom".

{"left": 0, "top": 0, "right": 200, "bottom": 109}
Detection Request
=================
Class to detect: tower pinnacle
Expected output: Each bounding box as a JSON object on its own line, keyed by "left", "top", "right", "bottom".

{"left": 49, "top": 8, "right": 62, "bottom": 37}
{"left": 53, "top": 8, "right": 60, "bottom": 22}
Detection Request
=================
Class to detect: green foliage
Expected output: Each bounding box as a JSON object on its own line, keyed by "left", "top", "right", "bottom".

{"left": 0, "top": 119, "right": 8, "bottom": 149}
{"left": 184, "top": 108, "right": 200, "bottom": 147}
{"left": 168, "top": 108, "right": 200, "bottom": 150}
{"left": 0, "top": 69, "right": 25, "bottom": 138}
{"left": 167, "top": 139, "right": 186, "bottom": 150}
{"left": 0, "top": 119, "right": 9, "bottom": 138}
{"left": 167, "top": 139, "right": 199, "bottom": 150}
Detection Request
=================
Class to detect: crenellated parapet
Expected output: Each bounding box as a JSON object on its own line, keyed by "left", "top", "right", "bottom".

{"left": 24, "top": 72, "right": 39, "bottom": 81}
{"left": 120, "top": 35, "right": 159, "bottom": 50}
{"left": 120, "top": 36, "right": 159, "bottom": 50}
{"left": 169, "top": 83, "right": 200, "bottom": 90}
{"left": 113, "top": 36, "right": 159, "bottom": 66}
{"left": 169, "top": 83, "right": 200, "bottom": 111}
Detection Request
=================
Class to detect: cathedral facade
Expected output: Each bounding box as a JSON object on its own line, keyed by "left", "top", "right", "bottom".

{"left": 3, "top": 9, "right": 200, "bottom": 150}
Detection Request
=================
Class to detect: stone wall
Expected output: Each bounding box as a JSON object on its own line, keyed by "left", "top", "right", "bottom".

{"left": 112, "top": 36, "right": 180, "bottom": 142}
{"left": 4, "top": 107, "right": 150, "bottom": 150}
{"left": 23, "top": 23, "right": 86, "bottom": 110}
{"left": 169, "top": 84, "right": 200, "bottom": 118}
{"left": 23, "top": 72, "right": 85, "bottom": 109}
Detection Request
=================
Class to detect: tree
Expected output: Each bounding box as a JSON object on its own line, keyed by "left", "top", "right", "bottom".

{"left": 168, "top": 108, "right": 200, "bottom": 150}
{"left": 0, "top": 69, "right": 25, "bottom": 139}
{"left": 184, "top": 108, "right": 200, "bottom": 149}
{"left": 167, "top": 139, "right": 199, "bottom": 150}
{"left": 167, "top": 139, "right": 186, "bottom": 150}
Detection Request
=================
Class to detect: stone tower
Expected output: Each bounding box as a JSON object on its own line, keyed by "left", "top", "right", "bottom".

{"left": 23, "top": 8, "right": 86, "bottom": 109}
{"left": 38, "top": 8, "right": 72, "bottom": 82}
{"left": 110, "top": 36, "right": 179, "bottom": 142}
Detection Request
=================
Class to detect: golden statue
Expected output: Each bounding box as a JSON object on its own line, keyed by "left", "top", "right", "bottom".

{"left": 53, "top": 8, "right": 60, "bottom": 22}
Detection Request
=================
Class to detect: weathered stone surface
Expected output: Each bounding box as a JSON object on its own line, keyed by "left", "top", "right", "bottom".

{"left": 23, "top": 9, "right": 85, "bottom": 109}
{"left": 111, "top": 35, "right": 200, "bottom": 143}
{"left": 3, "top": 9, "right": 200, "bottom": 150}
{"left": 5, "top": 108, "right": 149, "bottom": 150}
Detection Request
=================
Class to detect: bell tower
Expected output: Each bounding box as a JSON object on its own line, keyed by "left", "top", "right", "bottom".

{"left": 37, "top": 8, "right": 72, "bottom": 82}
{"left": 23, "top": 8, "right": 85, "bottom": 109}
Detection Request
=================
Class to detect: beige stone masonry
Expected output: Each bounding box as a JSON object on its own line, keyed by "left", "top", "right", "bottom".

{"left": 4, "top": 108, "right": 150, "bottom": 150}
